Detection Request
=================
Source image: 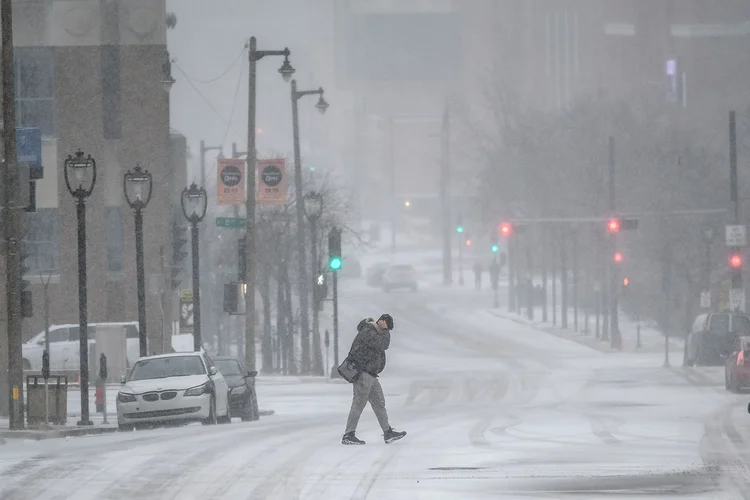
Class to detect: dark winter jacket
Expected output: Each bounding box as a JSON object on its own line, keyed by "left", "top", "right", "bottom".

{"left": 349, "top": 321, "right": 390, "bottom": 376}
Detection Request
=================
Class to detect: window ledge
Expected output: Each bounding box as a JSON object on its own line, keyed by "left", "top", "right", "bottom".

{"left": 23, "top": 273, "right": 60, "bottom": 285}
{"left": 106, "top": 271, "right": 125, "bottom": 282}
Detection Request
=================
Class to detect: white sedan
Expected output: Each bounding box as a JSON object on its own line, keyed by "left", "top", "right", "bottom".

{"left": 116, "top": 352, "right": 230, "bottom": 431}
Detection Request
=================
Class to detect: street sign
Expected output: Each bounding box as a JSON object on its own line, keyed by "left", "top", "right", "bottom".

{"left": 730, "top": 288, "right": 745, "bottom": 312}
{"left": 700, "top": 291, "right": 711, "bottom": 309}
{"left": 216, "top": 217, "right": 245, "bottom": 228}
{"left": 179, "top": 289, "right": 194, "bottom": 333}
{"left": 726, "top": 224, "right": 747, "bottom": 247}
{"left": 17, "top": 127, "right": 42, "bottom": 180}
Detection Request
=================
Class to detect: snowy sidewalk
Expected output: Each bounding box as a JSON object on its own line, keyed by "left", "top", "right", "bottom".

{"left": 487, "top": 307, "right": 684, "bottom": 356}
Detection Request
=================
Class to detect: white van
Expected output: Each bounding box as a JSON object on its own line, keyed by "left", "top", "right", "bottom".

{"left": 22, "top": 322, "right": 141, "bottom": 372}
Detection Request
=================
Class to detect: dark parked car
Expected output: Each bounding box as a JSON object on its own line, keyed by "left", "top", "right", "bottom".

{"left": 725, "top": 336, "right": 750, "bottom": 393}
{"left": 213, "top": 356, "right": 257, "bottom": 421}
{"left": 684, "top": 312, "right": 750, "bottom": 367}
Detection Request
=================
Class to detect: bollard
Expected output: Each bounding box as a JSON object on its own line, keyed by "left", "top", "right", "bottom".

{"left": 99, "top": 354, "right": 109, "bottom": 424}
{"left": 636, "top": 324, "right": 642, "bottom": 349}
{"left": 42, "top": 350, "right": 50, "bottom": 426}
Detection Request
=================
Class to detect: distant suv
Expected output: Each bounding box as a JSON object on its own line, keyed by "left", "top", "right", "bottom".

{"left": 382, "top": 264, "right": 418, "bottom": 292}
{"left": 684, "top": 312, "right": 750, "bottom": 366}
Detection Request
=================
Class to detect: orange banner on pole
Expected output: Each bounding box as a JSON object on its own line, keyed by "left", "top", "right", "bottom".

{"left": 217, "top": 158, "right": 245, "bottom": 205}
{"left": 257, "top": 158, "right": 287, "bottom": 205}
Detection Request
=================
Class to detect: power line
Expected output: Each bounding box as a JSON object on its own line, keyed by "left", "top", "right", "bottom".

{"left": 200, "top": 54, "right": 247, "bottom": 186}
{"left": 221, "top": 51, "right": 246, "bottom": 146}
{"left": 176, "top": 45, "right": 246, "bottom": 84}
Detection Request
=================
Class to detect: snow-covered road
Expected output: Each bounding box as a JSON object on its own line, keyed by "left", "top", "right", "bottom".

{"left": 1, "top": 281, "right": 749, "bottom": 499}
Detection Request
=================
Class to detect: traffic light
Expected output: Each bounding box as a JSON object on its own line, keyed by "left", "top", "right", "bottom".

{"left": 500, "top": 222, "right": 512, "bottom": 237}
{"left": 328, "top": 227, "right": 342, "bottom": 271}
{"left": 314, "top": 273, "right": 328, "bottom": 311}
{"left": 238, "top": 238, "right": 247, "bottom": 282}
{"left": 491, "top": 244, "right": 499, "bottom": 253}
{"left": 730, "top": 253, "right": 742, "bottom": 288}
{"left": 623, "top": 277, "right": 629, "bottom": 286}
{"left": 465, "top": 238, "right": 472, "bottom": 247}
{"left": 456, "top": 225, "right": 463, "bottom": 234}
{"left": 614, "top": 252, "right": 623, "bottom": 263}
{"left": 170, "top": 215, "right": 188, "bottom": 289}
{"left": 607, "top": 218, "right": 638, "bottom": 233}
{"left": 19, "top": 240, "right": 32, "bottom": 317}
{"left": 730, "top": 254, "right": 743, "bottom": 268}
{"left": 223, "top": 283, "right": 238, "bottom": 313}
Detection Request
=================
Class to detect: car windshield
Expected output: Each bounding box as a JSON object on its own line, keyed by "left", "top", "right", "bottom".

{"left": 215, "top": 359, "right": 242, "bottom": 377}
{"left": 709, "top": 314, "right": 730, "bottom": 334}
{"left": 128, "top": 356, "right": 206, "bottom": 381}
{"left": 733, "top": 315, "right": 750, "bottom": 334}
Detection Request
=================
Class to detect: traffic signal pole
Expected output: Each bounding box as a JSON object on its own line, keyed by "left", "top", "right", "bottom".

{"left": 608, "top": 136, "right": 621, "bottom": 349}
{"left": 440, "top": 103, "right": 452, "bottom": 286}
{"left": 729, "top": 111, "right": 743, "bottom": 311}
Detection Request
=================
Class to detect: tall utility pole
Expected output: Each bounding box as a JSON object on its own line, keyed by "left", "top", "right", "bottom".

{"left": 290, "top": 80, "right": 328, "bottom": 376}
{"left": 729, "top": 111, "right": 743, "bottom": 311}
{"left": 2, "top": 0, "right": 24, "bottom": 429}
{"left": 232, "top": 142, "right": 246, "bottom": 360}
{"left": 245, "top": 37, "right": 293, "bottom": 389}
{"left": 388, "top": 117, "right": 396, "bottom": 253}
{"left": 199, "top": 140, "right": 221, "bottom": 353}
{"left": 440, "top": 101, "right": 452, "bottom": 286}
{"left": 608, "top": 136, "right": 621, "bottom": 348}
{"left": 199, "top": 140, "right": 222, "bottom": 183}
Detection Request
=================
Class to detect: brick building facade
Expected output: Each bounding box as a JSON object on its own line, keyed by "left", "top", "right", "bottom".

{"left": 0, "top": 0, "right": 183, "bottom": 405}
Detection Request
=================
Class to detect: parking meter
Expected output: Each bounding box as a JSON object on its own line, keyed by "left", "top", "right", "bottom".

{"left": 99, "top": 353, "right": 108, "bottom": 381}
{"left": 41, "top": 350, "right": 50, "bottom": 380}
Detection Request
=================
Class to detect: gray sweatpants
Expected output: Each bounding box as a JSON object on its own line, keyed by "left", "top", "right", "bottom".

{"left": 345, "top": 372, "right": 390, "bottom": 434}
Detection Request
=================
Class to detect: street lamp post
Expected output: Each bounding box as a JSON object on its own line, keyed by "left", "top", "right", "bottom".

{"left": 303, "top": 191, "right": 324, "bottom": 375}
{"left": 124, "top": 164, "right": 153, "bottom": 357}
{"left": 701, "top": 226, "right": 714, "bottom": 307}
{"left": 64, "top": 150, "right": 97, "bottom": 426}
{"left": 181, "top": 183, "right": 208, "bottom": 352}
{"left": 245, "top": 36, "right": 294, "bottom": 379}
{"left": 291, "top": 79, "right": 329, "bottom": 375}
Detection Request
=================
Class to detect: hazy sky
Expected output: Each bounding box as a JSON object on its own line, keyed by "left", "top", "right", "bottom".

{"left": 167, "top": 0, "right": 332, "bottom": 182}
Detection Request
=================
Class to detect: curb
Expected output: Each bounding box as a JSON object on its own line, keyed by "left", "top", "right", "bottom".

{"left": 488, "top": 310, "right": 681, "bottom": 355}
{"left": 0, "top": 425, "right": 117, "bottom": 442}
{"left": 0, "top": 410, "right": 278, "bottom": 443}
{"left": 487, "top": 310, "right": 620, "bottom": 353}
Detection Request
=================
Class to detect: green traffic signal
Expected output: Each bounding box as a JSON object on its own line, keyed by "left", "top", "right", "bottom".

{"left": 491, "top": 244, "right": 499, "bottom": 253}
{"left": 329, "top": 257, "right": 342, "bottom": 270}
{"left": 456, "top": 226, "right": 464, "bottom": 233}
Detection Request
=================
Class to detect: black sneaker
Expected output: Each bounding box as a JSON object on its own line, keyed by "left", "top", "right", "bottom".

{"left": 342, "top": 432, "right": 365, "bottom": 445}
{"left": 384, "top": 427, "right": 406, "bottom": 444}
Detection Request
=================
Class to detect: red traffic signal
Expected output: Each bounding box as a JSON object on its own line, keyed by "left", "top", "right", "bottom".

{"left": 500, "top": 223, "right": 512, "bottom": 237}
{"left": 623, "top": 277, "right": 629, "bottom": 286}
{"left": 730, "top": 254, "right": 743, "bottom": 268}
{"left": 614, "top": 252, "right": 623, "bottom": 263}
{"left": 465, "top": 239, "right": 472, "bottom": 247}
{"left": 608, "top": 219, "right": 620, "bottom": 233}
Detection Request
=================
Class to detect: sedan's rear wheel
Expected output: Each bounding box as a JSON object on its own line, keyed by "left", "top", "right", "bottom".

{"left": 118, "top": 423, "right": 134, "bottom": 432}
{"left": 202, "top": 395, "right": 217, "bottom": 425}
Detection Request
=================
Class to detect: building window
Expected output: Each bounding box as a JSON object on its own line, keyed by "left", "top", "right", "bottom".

{"left": 106, "top": 206, "right": 124, "bottom": 273}
{"left": 15, "top": 47, "right": 55, "bottom": 137}
{"left": 101, "top": 45, "right": 122, "bottom": 139}
{"left": 24, "top": 208, "right": 58, "bottom": 275}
